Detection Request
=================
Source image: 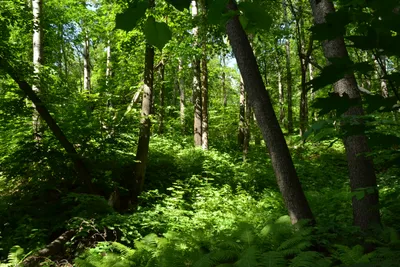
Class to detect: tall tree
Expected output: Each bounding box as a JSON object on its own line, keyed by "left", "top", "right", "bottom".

{"left": 226, "top": 0, "right": 314, "bottom": 225}
{"left": 178, "top": 59, "right": 186, "bottom": 132}
{"left": 283, "top": 0, "right": 294, "bottom": 134}
{"left": 309, "top": 0, "right": 381, "bottom": 230}
{"left": 199, "top": 0, "right": 209, "bottom": 150}
{"left": 132, "top": 0, "right": 155, "bottom": 203}
{"left": 159, "top": 60, "right": 165, "bottom": 134}
{"left": 83, "top": 28, "right": 91, "bottom": 92}
{"left": 32, "top": 0, "right": 43, "bottom": 141}
{"left": 192, "top": 0, "right": 202, "bottom": 147}
{"left": 238, "top": 76, "right": 245, "bottom": 147}
{"left": 0, "top": 57, "right": 94, "bottom": 193}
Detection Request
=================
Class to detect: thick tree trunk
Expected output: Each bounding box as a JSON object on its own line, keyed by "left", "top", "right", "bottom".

{"left": 192, "top": 0, "right": 202, "bottom": 147}
{"left": 283, "top": 0, "right": 294, "bottom": 134}
{"left": 309, "top": 0, "right": 381, "bottom": 230}
{"left": 132, "top": 7, "right": 155, "bottom": 202}
{"left": 1, "top": 57, "right": 94, "bottom": 193}
{"left": 226, "top": 0, "right": 314, "bottom": 225}
{"left": 159, "top": 61, "right": 165, "bottom": 134}
{"left": 32, "top": 0, "right": 43, "bottom": 141}
{"left": 178, "top": 59, "right": 186, "bottom": 133}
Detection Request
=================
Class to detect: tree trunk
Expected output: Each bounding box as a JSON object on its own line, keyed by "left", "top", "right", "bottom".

{"left": 106, "top": 39, "right": 112, "bottom": 85}
{"left": 309, "top": 0, "right": 381, "bottom": 231}
{"left": 83, "top": 29, "right": 91, "bottom": 92}
{"left": 178, "top": 59, "right": 186, "bottom": 133}
{"left": 283, "top": 0, "right": 294, "bottom": 134}
{"left": 243, "top": 91, "right": 251, "bottom": 160}
{"left": 1, "top": 57, "right": 94, "bottom": 193}
{"left": 238, "top": 76, "right": 245, "bottom": 147}
{"left": 378, "top": 55, "right": 388, "bottom": 98}
{"left": 192, "top": 0, "right": 202, "bottom": 147}
{"left": 222, "top": 56, "right": 228, "bottom": 107}
{"left": 200, "top": 0, "right": 208, "bottom": 150}
{"left": 132, "top": 2, "right": 155, "bottom": 202}
{"left": 159, "top": 61, "right": 165, "bottom": 134}
{"left": 226, "top": 0, "right": 314, "bottom": 225}
{"left": 277, "top": 65, "right": 285, "bottom": 124}
{"left": 32, "top": 0, "right": 43, "bottom": 141}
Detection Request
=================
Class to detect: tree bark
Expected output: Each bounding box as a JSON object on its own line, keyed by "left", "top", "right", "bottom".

{"left": 222, "top": 56, "right": 228, "bottom": 107}
{"left": 83, "top": 29, "right": 91, "bottom": 92}
{"left": 200, "top": 0, "right": 209, "bottom": 150}
{"left": 277, "top": 63, "right": 285, "bottom": 124}
{"left": 106, "top": 39, "right": 112, "bottom": 85}
{"left": 192, "top": 0, "right": 202, "bottom": 147}
{"left": 226, "top": 0, "right": 314, "bottom": 225}
{"left": 238, "top": 76, "right": 245, "bottom": 148}
{"left": 309, "top": 0, "right": 381, "bottom": 230}
{"left": 159, "top": 60, "right": 165, "bottom": 134}
{"left": 132, "top": 2, "right": 155, "bottom": 202}
{"left": 283, "top": 0, "right": 294, "bottom": 134}
{"left": 178, "top": 59, "right": 186, "bottom": 133}
{"left": 1, "top": 57, "right": 94, "bottom": 193}
{"left": 243, "top": 91, "right": 251, "bottom": 160}
{"left": 32, "top": 0, "right": 43, "bottom": 141}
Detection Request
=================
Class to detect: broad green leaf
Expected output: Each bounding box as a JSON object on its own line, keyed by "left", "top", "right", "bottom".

{"left": 144, "top": 17, "right": 172, "bottom": 50}
{"left": 115, "top": 0, "right": 149, "bottom": 32}
{"left": 165, "top": 0, "right": 191, "bottom": 11}
{"left": 238, "top": 2, "right": 272, "bottom": 32}
{"left": 206, "top": 0, "right": 230, "bottom": 25}
{"left": 311, "top": 10, "right": 350, "bottom": 41}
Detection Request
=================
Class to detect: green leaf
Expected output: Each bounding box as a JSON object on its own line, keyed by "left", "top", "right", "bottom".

{"left": 238, "top": 2, "right": 272, "bottom": 32}
{"left": 206, "top": 0, "right": 230, "bottom": 26}
{"left": 165, "top": 0, "right": 191, "bottom": 11}
{"left": 144, "top": 17, "right": 172, "bottom": 50}
{"left": 115, "top": 0, "right": 149, "bottom": 32}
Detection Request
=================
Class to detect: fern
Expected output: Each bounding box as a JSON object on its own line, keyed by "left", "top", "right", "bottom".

{"left": 259, "top": 251, "right": 286, "bottom": 267}
{"left": 233, "top": 246, "right": 259, "bottom": 267}
{"left": 290, "top": 251, "right": 331, "bottom": 267}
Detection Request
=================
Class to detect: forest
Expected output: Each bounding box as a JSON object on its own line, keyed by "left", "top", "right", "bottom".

{"left": 1, "top": 0, "right": 400, "bottom": 266}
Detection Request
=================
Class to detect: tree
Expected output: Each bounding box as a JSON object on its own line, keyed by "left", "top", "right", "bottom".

{"left": 32, "top": 0, "right": 44, "bottom": 141}
{"left": 132, "top": 0, "right": 155, "bottom": 203}
{"left": 192, "top": 0, "right": 202, "bottom": 147}
{"left": 283, "top": 0, "right": 294, "bottom": 134}
{"left": 200, "top": 0, "right": 209, "bottom": 150}
{"left": 226, "top": 0, "right": 314, "bottom": 225}
{"left": 309, "top": 0, "right": 381, "bottom": 230}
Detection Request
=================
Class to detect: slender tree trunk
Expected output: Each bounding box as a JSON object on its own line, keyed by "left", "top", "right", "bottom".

{"left": 132, "top": 1, "right": 155, "bottom": 202}
{"left": 226, "top": 0, "right": 314, "bottom": 225}
{"left": 222, "top": 56, "right": 227, "bottom": 107}
{"left": 309, "top": 0, "right": 381, "bottom": 230}
{"left": 243, "top": 91, "right": 251, "bottom": 160}
{"left": 106, "top": 39, "right": 112, "bottom": 85}
{"left": 192, "top": 0, "right": 202, "bottom": 147}
{"left": 238, "top": 76, "right": 245, "bottom": 147}
{"left": 178, "top": 59, "right": 186, "bottom": 133}
{"left": 283, "top": 0, "right": 294, "bottom": 134}
{"left": 32, "top": 0, "right": 43, "bottom": 141}
{"left": 200, "top": 0, "right": 209, "bottom": 150}
{"left": 277, "top": 66, "right": 285, "bottom": 124}
{"left": 83, "top": 30, "right": 91, "bottom": 92}
{"left": 254, "top": 112, "right": 261, "bottom": 145}
{"left": 159, "top": 61, "right": 165, "bottom": 134}
{"left": 1, "top": 58, "right": 94, "bottom": 193}
{"left": 378, "top": 56, "right": 388, "bottom": 98}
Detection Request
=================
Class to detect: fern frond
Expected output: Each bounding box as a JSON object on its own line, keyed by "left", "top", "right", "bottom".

{"left": 7, "top": 245, "right": 24, "bottom": 266}
{"left": 290, "top": 251, "right": 331, "bottom": 267}
{"left": 234, "top": 246, "right": 259, "bottom": 267}
{"left": 259, "top": 251, "right": 286, "bottom": 267}
{"left": 111, "top": 242, "right": 136, "bottom": 258}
